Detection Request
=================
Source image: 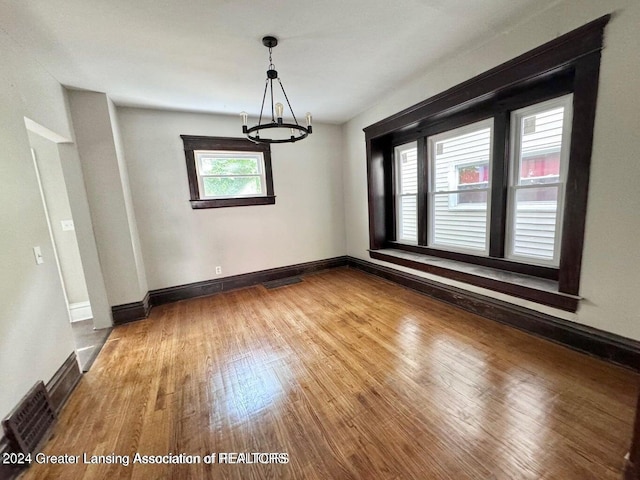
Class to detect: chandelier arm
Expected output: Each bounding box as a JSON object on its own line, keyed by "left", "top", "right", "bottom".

{"left": 277, "top": 78, "right": 299, "bottom": 126}
{"left": 258, "top": 78, "right": 269, "bottom": 127}
{"left": 245, "top": 122, "right": 309, "bottom": 144}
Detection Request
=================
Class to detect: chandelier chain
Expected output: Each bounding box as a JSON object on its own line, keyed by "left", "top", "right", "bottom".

{"left": 268, "top": 47, "right": 275, "bottom": 70}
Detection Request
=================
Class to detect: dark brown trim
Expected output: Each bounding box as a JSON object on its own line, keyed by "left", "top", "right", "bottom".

{"left": 347, "top": 256, "right": 640, "bottom": 371}
{"left": 0, "top": 352, "right": 82, "bottom": 479}
{"left": 190, "top": 195, "right": 275, "bottom": 209}
{"left": 488, "top": 112, "right": 509, "bottom": 257}
{"left": 45, "top": 352, "right": 82, "bottom": 414}
{"left": 558, "top": 52, "right": 602, "bottom": 294}
{"left": 0, "top": 435, "right": 21, "bottom": 480}
{"left": 364, "top": 15, "right": 610, "bottom": 139}
{"left": 149, "top": 256, "right": 349, "bottom": 307}
{"left": 180, "top": 135, "right": 275, "bottom": 210}
{"left": 370, "top": 249, "right": 577, "bottom": 311}
{"left": 624, "top": 458, "right": 639, "bottom": 480}
{"left": 367, "top": 137, "right": 391, "bottom": 250}
{"left": 416, "top": 137, "right": 427, "bottom": 246}
{"left": 625, "top": 391, "right": 640, "bottom": 480}
{"left": 391, "top": 242, "right": 558, "bottom": 280}
{"left": 111, "top": 291, "right": 150, "bottom": 326}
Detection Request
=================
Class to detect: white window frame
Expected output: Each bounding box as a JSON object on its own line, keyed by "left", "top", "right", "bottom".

{"left": 506, "top": 94, "right": 573, "bottom": 267}
{"left": 194, "top": 150, "right": 267, "bottom": 200}
{"left": 427, "top": 118, "right": 494, "bottom": 255}
{"left": 394, "top": 142, "right": 418, "bottom": 244}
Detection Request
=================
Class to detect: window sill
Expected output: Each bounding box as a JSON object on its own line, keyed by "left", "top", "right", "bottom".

{"left": 190, "top": 196, "right": 276, "bottom": 209}
{"left": 369, "top": 248, "right": 579, "bottom": 312}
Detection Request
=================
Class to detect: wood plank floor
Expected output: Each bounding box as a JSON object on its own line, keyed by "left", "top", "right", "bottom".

{"left": 22, "top": 267, "right": 638, "bottom": 479}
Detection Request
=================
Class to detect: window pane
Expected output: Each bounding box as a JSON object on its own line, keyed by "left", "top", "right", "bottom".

{"left": 511, "top": 186, "right": 558, "bottom": 260}
{"left": 508, "top": 95, "right": 571, "bottom": 265}
{"left": 432, "top": 192, "right": 487, "bottom": 251}
{"left": 399, "top": 148, "right": 417, "bottom": 194}
{"left": 203, "top": 176, "right": 262, "bottom": 197}
{"left": 395, "top": 142, "right": 418, "bottom": 243}
{"left": 428, "top": 120, "right": 492, "bottom": 253}
{"left": 199, "top": 156, "right": 260, "bottom": 175}
{"left": 432, "top": 126, "right": 491, "bottom": 193}
{"left": 399, "top": 195, "right": 417, "bottom": 242}
{"left": 518, "top": 106, "right": 564, "bottom": 185}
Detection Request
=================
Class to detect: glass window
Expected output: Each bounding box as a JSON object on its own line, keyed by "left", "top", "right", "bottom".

{"left": 507, "top": 95, "right": 572, "bottom": 265}
{"left": 195, "top": 151, "right": 267, "bottom": 199}
{"left": 395, "top": 142, "right": 418, "bottom": 243}
{"left": 428, "top": 119, "right": 493, "bottom": 253}
{"left": 181, "top": 135, "right": 275, "bottom": 209}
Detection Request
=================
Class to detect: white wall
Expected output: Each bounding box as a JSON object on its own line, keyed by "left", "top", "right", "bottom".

{"left": 56, "top": 140, "right": 113, "bottom": 330}
{"left": 67, "top": 91, "right": 148, "bottom": 306}
{"left": 117, "top": 107, "right": 345, "bottom": 290}
{"left": 343, "top": 0, "right": 640, "bottom": 340}
{"left": 0, "top": 30, "right": 76, "bottom": 419}
{"left": 28, "top": 130, "right": 90, "bottom": 306}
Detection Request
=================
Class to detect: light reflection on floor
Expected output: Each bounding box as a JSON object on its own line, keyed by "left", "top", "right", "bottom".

{"left": 213, "top": 348, "right": 291, "bottom": 424}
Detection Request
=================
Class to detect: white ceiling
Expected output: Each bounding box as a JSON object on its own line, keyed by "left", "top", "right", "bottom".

{"left": 0, "top": 0, "right": 559, "bottom": 124}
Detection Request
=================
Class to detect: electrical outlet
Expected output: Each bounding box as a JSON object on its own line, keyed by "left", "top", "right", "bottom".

{"left": 215, "top": 266, "right": 222, "bottom": 275}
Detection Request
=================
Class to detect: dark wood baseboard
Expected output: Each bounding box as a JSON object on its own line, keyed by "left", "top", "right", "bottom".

{"left": 347, "top": 257, "right": 640, "bottom": 371}
{"left": 0, "top": 435, "right": 21, "bottom": 480}
{"left": 111, "top": 258, "right": 349, "bottom": 325}
{"left": 149, "top": 256, "right": 349, "bottom": 307}
{"left": 111, "top": 291, "right": 151, "bottom": 325}
{"left": 624, "top": 457, "right": 639, "bottom": 480}
{"left": 0, "top": 352, "right": 81, "bottom": 480}
{"left": 45, "top": 352, "right": 83, "bottom": 414}
{"left": 107, "top": 255, "right": 640, "bottom": 371}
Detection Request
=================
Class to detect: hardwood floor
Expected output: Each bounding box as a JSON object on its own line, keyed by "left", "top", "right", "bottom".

{"left": 22, "top": 267, "right": 638, "bottom": 479}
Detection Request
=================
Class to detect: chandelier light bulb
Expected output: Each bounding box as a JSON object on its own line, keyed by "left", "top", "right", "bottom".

{"left": 240, "top": 111, "right": 248, "bottom": 126}
{"left": 305, "top": 112, "right": 312, "bottom": 127}
{"left": 275, "top": 103, "right": 284, "bottom": 118}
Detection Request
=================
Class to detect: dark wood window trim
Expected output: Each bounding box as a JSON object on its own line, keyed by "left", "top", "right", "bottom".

{"left": 181, "top": 135, "right": 275, "bottom": 209}
{"left": 364, "top": 15, "right": 610, "bottom": 311}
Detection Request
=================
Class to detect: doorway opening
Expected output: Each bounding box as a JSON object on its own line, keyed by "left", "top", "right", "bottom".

{"left": 26, "top": 124, "right": 111, "bottom": 371}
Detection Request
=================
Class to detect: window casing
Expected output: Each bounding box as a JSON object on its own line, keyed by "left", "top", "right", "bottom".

{"left": 364, "top": 15, "right": 610, "bottom": 311}
{"left": 181, "top": 136, "right": 275, "bottom": 209}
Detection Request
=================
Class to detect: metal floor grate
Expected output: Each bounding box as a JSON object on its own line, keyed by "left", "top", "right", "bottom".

{"left": 263, "top": 277, "right": 303, "bottom": 289}
{"left": 2, "top": 381, "right": 56, "bottom": 454}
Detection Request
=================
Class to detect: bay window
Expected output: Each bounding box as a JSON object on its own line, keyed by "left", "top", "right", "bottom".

{"left": 364, "top": 15, "right": 610, "bottom": 311}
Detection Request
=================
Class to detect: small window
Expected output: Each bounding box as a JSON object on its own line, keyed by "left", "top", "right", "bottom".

{"left": 394, "top": 142, "right": 418, "bottom": 243}
{"left": 428, "top": 119, "right": 493, "bottom": 253}
{"left": 195, "top": 151, "right": 266, "bottom": 199}
{"left": 181, "top": 136, "right": 275, "bottom": 209}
